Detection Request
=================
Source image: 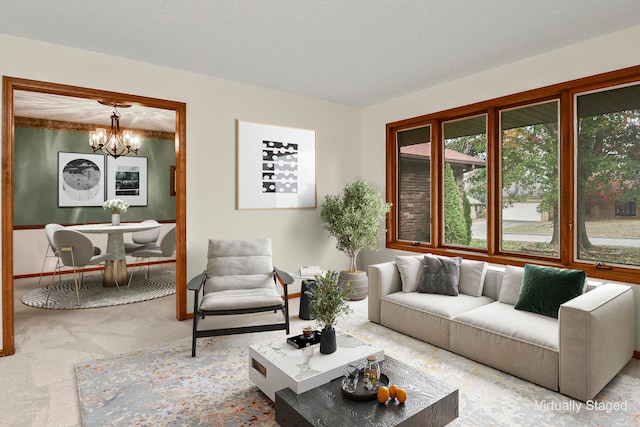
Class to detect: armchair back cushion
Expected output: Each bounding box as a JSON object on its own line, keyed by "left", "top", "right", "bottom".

{"left": 205, "top": 238, "right": 274, "bottom": 293}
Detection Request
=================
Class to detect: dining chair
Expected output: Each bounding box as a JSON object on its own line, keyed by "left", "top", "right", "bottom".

{"left": 46, "top": 229, "right": 116, "bottom": 306}
{"left": 39, "top": 224, "right": 103, "bottom": 287}
{"left": 124, "top": 219, "right": 160, "bottom": 254}
{"left": 129, "top": 226, "right": 176, "bottom": 284}
{"left": 38, "top": 223, "right": 64, "bottom": 287}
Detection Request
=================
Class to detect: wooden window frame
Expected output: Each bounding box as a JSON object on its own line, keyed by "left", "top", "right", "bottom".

{"left": 386, "top": 64, "right": 640, "bottom": 284}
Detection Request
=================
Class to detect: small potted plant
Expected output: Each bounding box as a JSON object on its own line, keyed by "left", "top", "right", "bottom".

{"left": 320, "top": 179, "right": 391, "bottom": 300}
{"left": 307, "top": 270, "right": 354, "bottom": 354}
{"left": 103, "top": 198, "right": 129, "bottom": 226}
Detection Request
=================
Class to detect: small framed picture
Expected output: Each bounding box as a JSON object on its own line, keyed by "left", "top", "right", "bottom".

{"left": 237, "top": 120, "right": 316, "bottom": 209}
{"left": 58, "top": 152, "right": 105, "bottom": 207}
{"left": 106, "top": 156, "right": 148, "bottom": 206}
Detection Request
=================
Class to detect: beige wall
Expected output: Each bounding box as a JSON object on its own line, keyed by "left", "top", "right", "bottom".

{"left": 360, "top": 24, "right": 640, "bottom": 351}
{"left": 0, "top": 33, "right": 362, "bottom": 353}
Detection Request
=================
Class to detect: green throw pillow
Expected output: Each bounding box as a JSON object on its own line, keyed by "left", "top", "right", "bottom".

{"left": 514, "top": 264, "right": 586, "bottom": 319}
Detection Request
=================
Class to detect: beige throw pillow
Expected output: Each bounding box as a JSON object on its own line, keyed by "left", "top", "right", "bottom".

{"left": 395, "top": 255, "right": 423, "bottom": 292}
{"left": 459, "top": 259, "right": 488, "bottom": 297}
{"left": 498, "top": 265, "right": 525, "bottom": 305}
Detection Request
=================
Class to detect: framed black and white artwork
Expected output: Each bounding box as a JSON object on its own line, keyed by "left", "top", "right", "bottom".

{"left": 237, "top": 120, "right": 316, "bottom": 209}
{"left": 106, "top": 156, "right": 148, "bottom": 206}
{"left": 58, "top": 152, "right": 105, "bottom": 207}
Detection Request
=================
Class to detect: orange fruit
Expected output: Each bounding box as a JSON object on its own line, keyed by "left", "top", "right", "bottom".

{"left": 377, "top": 386, "right": 390, "bottom": 403}
{"left": 396, "top": 387, "right": 407, "bottom": 403}
{"left": 388, "top": 384, "right": 399, "bottom": 399}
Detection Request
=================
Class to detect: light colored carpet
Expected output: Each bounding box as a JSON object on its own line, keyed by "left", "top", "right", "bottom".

{"left": 75, "top": 299, "right": 640, "bottom": 426}
{"left": 22, "top": 270, "right": 176, "bottom": 309}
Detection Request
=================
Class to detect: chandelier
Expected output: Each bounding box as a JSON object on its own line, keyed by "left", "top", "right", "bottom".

{"left": 89, "top": 101, "right": 141, "bottom": 158}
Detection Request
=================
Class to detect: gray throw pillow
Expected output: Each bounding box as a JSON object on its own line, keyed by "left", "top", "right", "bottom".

{"left": 418, "top": 255, "right": 462, "bottom": 296}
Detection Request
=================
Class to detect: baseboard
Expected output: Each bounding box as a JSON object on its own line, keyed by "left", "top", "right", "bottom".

{"left": 14, "top": 259, "right": 176, "bottom": 280}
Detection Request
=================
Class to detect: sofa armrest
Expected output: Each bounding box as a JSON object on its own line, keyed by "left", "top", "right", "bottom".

{"left": 559, "top": 283, "right": 635, "bottom": 401}
{"left": 368, "top": 262, "right": 401, "bottom": 323}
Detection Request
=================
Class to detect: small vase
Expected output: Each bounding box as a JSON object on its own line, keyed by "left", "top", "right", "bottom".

{"left": 111, "top": 212, "right": 120, "bottom": 226}
{"left": 320, "top": 327, "right": 337, "bottom": 354}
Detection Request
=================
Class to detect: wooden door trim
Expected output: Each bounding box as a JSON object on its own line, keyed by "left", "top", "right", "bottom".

{"left": 1, "top": 76, "right": 187, "bottom": 356}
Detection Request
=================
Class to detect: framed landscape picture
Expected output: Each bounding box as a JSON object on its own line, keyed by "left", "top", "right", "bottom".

{"left": 106, "top": 156, "right": 148, "bottom": 206}
{"left": 237, "top": 120, "right": 316, "bottom": 209}
{"left": 58, "top": 152, "right": 105, "bottom": 207}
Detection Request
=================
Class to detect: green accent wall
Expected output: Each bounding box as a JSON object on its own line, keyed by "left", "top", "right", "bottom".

{"left": 14, "top": 126, "right": 176, "bottom": 226}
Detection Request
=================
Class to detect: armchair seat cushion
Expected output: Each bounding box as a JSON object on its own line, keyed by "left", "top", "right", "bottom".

{"left": 200, "top": 288, "right": 284, "bottom": 312}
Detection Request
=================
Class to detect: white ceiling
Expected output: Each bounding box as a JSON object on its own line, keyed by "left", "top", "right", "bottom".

{"left": 13, "top": 91, "right": 177, "bottom": 133}
{"left": 3, "top": 1, "right": 640, "bottom": 128}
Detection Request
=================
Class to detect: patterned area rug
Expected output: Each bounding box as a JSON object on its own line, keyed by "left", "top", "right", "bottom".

{"left": 75, "top": 300, "right": 639, "bottom": 426}
{"left": 22, "top": 270, "right": 175, "bottom": 309}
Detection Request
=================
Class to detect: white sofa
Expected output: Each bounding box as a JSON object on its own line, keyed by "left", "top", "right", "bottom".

{"left": 368, "top": 255, "right": 635, "bottom": 401}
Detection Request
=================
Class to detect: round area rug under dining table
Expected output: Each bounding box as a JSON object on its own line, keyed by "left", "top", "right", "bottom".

{"left": 21, "top": 269, "right": 176, "bottom": 310}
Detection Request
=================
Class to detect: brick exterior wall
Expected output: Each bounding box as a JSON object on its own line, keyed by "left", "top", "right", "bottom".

{"left": 399, "top": 158, "right": 430, "bottom": 242}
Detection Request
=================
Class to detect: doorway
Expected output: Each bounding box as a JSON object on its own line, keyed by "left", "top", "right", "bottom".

{"left": 1, "top": 77, "right": 187, "bottom": 356}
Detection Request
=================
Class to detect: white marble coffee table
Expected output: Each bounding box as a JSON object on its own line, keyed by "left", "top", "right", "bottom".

{"left": 249, "top": 330, "right": 384, "bottom": 401}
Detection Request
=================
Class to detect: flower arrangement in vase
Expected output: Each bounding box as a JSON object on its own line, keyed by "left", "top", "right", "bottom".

{"left": 103, "top": 198, "right": 129, "bottom": 226}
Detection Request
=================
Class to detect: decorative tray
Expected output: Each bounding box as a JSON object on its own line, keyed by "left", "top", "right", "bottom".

{"left": 341, "top": 373, "right": 390, "bottom": 401}
{"left": 287, "top": 330, "right": 321, "bottom": 349}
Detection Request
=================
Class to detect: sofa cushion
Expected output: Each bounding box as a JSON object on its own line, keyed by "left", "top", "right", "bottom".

{"left": 514, "top": 264, "right": 586, "bottom": 319}
{"left": 453, "top": 301, "right": 559, "bottom": 351}
{"left": 383, "top": 291, "right": 494, "bottom": 320}
{"left": 459, "top": 259, "right": 488, "bottom": 297}
{"left": 451, "top": 301, "right": 560, "bottom": 390}
{"left": 498, "top": 265, "right": 524, "bottom": 305}
{"left": 395, "top": 255, "right": 423, "bottom": 293}
{"left": 418, "top": 254, "right": 462, "bottom": 296}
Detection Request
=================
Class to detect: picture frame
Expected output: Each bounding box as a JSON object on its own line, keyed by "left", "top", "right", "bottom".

{"left": 106, "top": 156, "right": 148, "bottom": 206}
{"left": 58, "top": 152, "right": 105, "bottom": 207}
{"left": 237, "top": 120, "right": 316, "bottom": 209}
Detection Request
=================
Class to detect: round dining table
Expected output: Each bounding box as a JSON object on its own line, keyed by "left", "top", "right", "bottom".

{"left": 69, "top": 222, "right": 161, "bottom": 287}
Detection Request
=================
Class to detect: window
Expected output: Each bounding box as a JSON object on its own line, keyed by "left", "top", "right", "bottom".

{"left": 615, "top": 201, "right": 636, "bottom": 217}
{"left": 576, "top": 83, "right": 640, "bottom": 266}
{"left": 397, "top": 125, "right": 432, "bottom": 243}
{"left": 442, "top": 115, "right": 487, "bottom": 249}
{"left": 500, "top": 101, "right": 559, "bottom": 258}
{"left": 386, "top": 65, "right": 640, "bottom": 283}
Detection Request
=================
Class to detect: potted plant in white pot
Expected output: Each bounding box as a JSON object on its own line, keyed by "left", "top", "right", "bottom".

{"left": 320, "top": 179, "right": 391, "bottom": 300}
{"left": 307, "top": 270, "right": 354, "bottom": 354}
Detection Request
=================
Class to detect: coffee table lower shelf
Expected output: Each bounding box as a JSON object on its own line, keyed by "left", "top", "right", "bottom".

{"left": 275, "top": 356, "right": 458, "bottom": 427}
